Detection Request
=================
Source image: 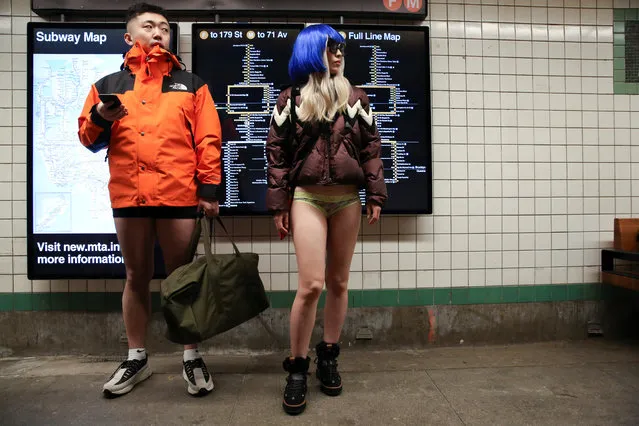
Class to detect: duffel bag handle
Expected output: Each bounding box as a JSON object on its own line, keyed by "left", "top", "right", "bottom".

{"left": 202, "top": 216, "right": 241, "bottom": 258}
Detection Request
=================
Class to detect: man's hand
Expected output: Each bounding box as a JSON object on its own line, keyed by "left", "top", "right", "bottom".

{"left": 274, "top": 210, "right": 289, "bottom": 239}
{"left": 198, "top": 199, "right": 219, "bottom": 217}
{"left": 97, "top": 101, "right": 128, "bottom": 122}
{"left": 366, "top": 202, "right": 381, "bottom": 225}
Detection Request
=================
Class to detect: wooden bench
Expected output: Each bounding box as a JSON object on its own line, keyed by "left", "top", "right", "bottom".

{"left": 601, "top": 218, "right": 639, "bottom": 291}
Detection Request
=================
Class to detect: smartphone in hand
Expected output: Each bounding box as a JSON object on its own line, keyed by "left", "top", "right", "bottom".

{"left": 98, "top": 93, "right": 122, "bottom": 110}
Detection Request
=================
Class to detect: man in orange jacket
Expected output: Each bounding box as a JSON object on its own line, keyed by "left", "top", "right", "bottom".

{"left": 78, "top": 3, "right": 221, "bottom": 398}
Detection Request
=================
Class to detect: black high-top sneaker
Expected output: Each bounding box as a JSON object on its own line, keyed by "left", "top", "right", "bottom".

{"left": 315, "top": 341, "right": 342, "bottom": 396}
{"left": 282, "top": 356, "right": 310, "bottom": 415}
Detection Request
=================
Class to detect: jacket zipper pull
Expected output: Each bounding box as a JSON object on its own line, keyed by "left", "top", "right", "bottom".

{"left": 104, "top": 148, "right": 109, "bottom": 162}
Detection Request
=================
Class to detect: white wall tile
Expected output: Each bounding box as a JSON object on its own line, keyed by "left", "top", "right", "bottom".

{"left": 363, "top": 271, "right": 380, "bottom": 289}
{"left": 12, "top": 273, "right": 30, "bottom": 292}
{"left": 416, "top": 270, "right": 434, "bottom": 288}
{"left": 486, "top": 268, "right": 503, "bottom": 286}
{"left": 8, "top": 0, "right": 25, "bottom": 16}
{"left": 0, "top": 272, "right": 11, "bottom": 292}
{"left": 87, "top": 280, "right": 105, "bottom": 292}
{"left": 349, "top": 272, "right": 363, "bottom": 290}
{"left": 271, "top": 273, "right": 289, "bottom": 291}
{"left": 270, "top": 254, "right": 289, "bottom": 273}
{"left": 66, "top": 280, "right": 85, "bottom": 292}
{"left": 50, "top": 280, "right": 68, "bottom": 292}
{"left": 32, "top": 279, "right": 50, "bottom": 293}
{"left": 434, "top": 270, "right": 451, "bottom": 288}
{"left": 381, "top": 271, "right": 399, "bottom": 289}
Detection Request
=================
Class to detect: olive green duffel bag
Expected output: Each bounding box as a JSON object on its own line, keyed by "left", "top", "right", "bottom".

{"left": 161, "top": 216, "right": 269, "bottom": 345}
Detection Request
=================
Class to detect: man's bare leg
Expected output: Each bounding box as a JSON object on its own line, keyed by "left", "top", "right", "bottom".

{"left": 102, "top": 217, "right": 155, "bottom": 397}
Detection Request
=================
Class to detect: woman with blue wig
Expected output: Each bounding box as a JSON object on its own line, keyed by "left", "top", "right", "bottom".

{"left": 266, "top": 24, "right": 388, "bottom": 415}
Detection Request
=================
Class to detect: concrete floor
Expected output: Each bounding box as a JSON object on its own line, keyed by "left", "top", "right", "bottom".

{"left": 0, "top": 340, "right": 638, "bottom": 425}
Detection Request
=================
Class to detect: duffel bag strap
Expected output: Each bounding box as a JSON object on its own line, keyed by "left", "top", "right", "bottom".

{"left": 202, "top": 216, "right": 241, "bottom": 257}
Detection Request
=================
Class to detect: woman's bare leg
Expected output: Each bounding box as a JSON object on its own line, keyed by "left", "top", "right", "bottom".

{"left": 289, "top": 200, "right": 328, "bottom": 357}
{"left": 323, "top": 203, "right": 361, "bottom": 343}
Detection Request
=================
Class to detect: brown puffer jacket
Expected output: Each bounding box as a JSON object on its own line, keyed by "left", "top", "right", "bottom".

{"left": 266, "top": 85, "right": 388, "bottom": 212}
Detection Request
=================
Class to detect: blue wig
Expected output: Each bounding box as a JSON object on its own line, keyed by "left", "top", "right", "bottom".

{"left": 288, "top": 24, "right": 345, "bottom": 84}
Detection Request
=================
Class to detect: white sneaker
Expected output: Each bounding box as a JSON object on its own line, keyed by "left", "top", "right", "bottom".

{"left": 182, "top": 357, "right": 214, "bottom": 396}
{"left": 103, "top": 357, "right": 152, "bottom": 397}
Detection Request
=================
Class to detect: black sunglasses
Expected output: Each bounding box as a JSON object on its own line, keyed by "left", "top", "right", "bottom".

{"left": 327, "top": 38, "right": 346, "bottom": 55}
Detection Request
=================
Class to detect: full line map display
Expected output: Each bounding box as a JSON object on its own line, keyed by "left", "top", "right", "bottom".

{"left": 193, "top": 24, "right": 432, "bottom": 216}
{"left": 336, "top": 25, "right": 432, "bottom": 214}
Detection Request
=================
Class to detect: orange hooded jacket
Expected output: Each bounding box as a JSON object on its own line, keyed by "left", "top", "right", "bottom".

{"left": 77, "top": 42, "right": 222, "bottom": 209}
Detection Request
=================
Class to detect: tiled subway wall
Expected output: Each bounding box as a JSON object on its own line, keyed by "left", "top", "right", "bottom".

{"left": 0, "top": 0, "right": 633, "bottom": 309}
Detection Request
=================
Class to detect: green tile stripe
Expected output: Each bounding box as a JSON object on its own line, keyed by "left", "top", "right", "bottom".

{"left": 624, "top": 8, "right": 638, "bottom": 20}
{"left": 613, "top": 8, "right": 639, "bottom": 94}
{"left": 0, "top": 284, "right": 602, "bottom": 312}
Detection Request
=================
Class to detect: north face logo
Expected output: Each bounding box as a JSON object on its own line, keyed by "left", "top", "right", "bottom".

{"left": 169, "top": 83, "right": 188, "bottom": 91}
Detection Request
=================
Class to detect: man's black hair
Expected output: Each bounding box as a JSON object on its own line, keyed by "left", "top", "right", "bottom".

{"left": 125, "top": 2, "right": 169, "bottom": 25}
